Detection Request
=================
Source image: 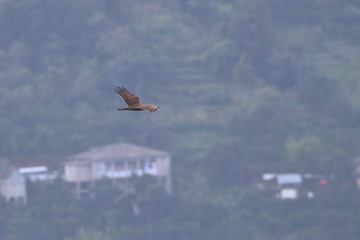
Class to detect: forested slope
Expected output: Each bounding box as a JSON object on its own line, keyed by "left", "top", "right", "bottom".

{"left": 1, "top": 0, "right": 360, "bottom": 162}
{"left": 1, "top": 0, "right": 360, "bottom": 239}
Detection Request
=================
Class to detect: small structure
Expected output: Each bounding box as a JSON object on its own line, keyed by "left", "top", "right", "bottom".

{"left": 276, "top": 174, "right": 302, "bottom": 187}
{"left": 0, "top": 168, "right": 27, "bottom": 204}
{"left": 261, "top": 173, "right": 303, "bottom": 200}
{"left": 63, "top": 143, "right": 172, "bottom": 198}
{"left": 353, "top": 157, "right": 360, "bottom": 189}
{"left": 18, "top": 166, "right": 57, "bottom": 182}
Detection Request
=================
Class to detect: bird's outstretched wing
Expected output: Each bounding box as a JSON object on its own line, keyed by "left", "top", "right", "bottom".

{"left": 114, "top": 86, "right": 141, "bottom": 107}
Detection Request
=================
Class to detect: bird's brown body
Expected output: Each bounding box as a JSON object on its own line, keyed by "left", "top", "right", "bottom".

{"left": 114, "top": 86, "right": 159, "bottom": 112}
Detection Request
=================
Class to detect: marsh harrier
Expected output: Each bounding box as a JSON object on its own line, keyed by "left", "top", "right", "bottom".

{"left": 114, "top": 86, "right": 159, "bottom": 112}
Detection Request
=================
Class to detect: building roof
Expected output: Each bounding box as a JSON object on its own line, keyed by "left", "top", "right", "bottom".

{"left": 0, "top": 167, "right": 14, "bottom": 180}
{"left": 68, "top": 143, "right": 169, "bottom": 162}
{"left": 19, "top": 166, "right": 48, "bottom": 174}
{"left": 276, "top": 174, "right": 302, "bottom": 185}
{"left": 0, "top": 167, "right": 25, "bottom": 181}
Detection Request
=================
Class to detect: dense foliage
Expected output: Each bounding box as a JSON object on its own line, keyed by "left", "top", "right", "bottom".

{"left": 0, "top": 177, "right": 359, "bottom": 240}
{"left": 1, "top": 0, "right": 360, "bottom": 239}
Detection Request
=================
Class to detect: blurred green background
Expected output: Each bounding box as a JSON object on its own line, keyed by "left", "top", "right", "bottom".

{"left": 1, "top": 0, "right": 360, "bottom": 239}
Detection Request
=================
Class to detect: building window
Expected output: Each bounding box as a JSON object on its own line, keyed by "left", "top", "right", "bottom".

{"left": 115, "top": 161, "right": 125, "bottom": 170}
{"left": 80, "top": 182, "right": 90, "bottom": 190}
{"left": 105, "top": 162, "right": 113, "bottom": 170}
{"left": 128, "top": 161, "right": 136, "bottom": 171}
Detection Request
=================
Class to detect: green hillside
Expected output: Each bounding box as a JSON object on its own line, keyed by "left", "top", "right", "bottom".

{"left": 1, "top": 0, "right": 360, "bottom": 239}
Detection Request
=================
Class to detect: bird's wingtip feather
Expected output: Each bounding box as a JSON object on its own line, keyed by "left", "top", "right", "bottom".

{"left": 114, "top": 86, "right": 123, "bottom": 92}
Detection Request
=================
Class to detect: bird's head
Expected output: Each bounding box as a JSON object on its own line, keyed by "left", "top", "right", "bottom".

{"left": 150, "top": 105, "right": 159, "bottom": 112}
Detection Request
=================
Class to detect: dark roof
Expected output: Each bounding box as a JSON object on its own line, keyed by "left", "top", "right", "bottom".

{"left": 0, "top": 167, "right": 13, "bottom": 180}
{"left": 353, "top": 156, "right": 360, "bottom": 164}
{"left": 0, "top": 167, "right": 23, "bottom": 181}
{"left": 68, "top": 143, "right": 169, "bottom": 162}
{"left": 2, "top": 155, "right": 66, "bottom": 169}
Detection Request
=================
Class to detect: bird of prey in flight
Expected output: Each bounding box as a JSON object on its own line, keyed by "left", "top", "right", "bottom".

{"left": 114, "top": 86, "right": 159, "bottom": 112}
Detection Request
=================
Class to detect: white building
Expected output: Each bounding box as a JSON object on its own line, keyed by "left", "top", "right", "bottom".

{"left": 0, "top": 168, "right": 27, "bottom": 204}
{"left": 18, "top": 166, "right": 58, "bottom": 182}
{"left": 63, "top": 143, "right": 172, "bottom": 198}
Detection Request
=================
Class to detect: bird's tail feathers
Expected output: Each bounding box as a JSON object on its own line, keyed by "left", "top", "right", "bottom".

{"left": 116, "top": 108, "right": 128, "bottom": 111}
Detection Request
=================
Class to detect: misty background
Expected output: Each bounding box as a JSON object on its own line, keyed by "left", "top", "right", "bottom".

{"left": 1, "top": 0, "right": 360, "bottom": 239}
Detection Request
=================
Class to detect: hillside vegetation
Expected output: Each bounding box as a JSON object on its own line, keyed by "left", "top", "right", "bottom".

{"left": 1, "top": 0, "right": 360, "bottom": 239}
